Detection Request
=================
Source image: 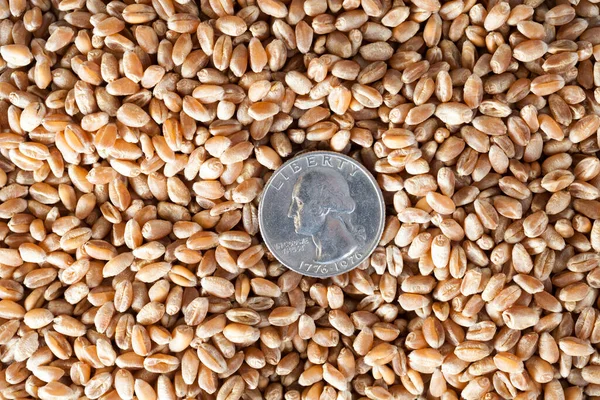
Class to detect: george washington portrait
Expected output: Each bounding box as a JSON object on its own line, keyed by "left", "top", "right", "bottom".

{"left": 287, "top": 169, "right": 366, "bottom": 263}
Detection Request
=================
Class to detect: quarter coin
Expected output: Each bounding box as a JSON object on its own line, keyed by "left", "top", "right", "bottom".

{"left": 259, "top": 151, "right": 385, "bottom": 278}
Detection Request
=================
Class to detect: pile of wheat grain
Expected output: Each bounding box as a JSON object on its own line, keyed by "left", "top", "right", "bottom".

{"left": 0, "top": 0, "right": 599, "bottom": 399}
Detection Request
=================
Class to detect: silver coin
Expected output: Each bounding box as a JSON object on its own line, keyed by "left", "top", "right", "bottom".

{"left": 259, "top": 151, "right": 385, "bottom": 278}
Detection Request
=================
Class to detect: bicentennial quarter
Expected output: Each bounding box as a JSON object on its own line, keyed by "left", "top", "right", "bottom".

{"left": 259, "top": 151, "right": 385, "bottom": 278}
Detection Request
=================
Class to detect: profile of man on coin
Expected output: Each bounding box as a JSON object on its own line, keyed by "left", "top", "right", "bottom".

{"left": 288, "top": 169, "right": 366, "bottom": 263}
{"left": 259, "top": 151, "right": 385, "bottom": 278}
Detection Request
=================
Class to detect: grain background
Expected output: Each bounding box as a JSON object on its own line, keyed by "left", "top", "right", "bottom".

{"left": 0, "top": 0, "right": 599, "bottom": 399}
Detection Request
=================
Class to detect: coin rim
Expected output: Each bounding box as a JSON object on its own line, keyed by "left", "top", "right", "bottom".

{"left": 258, "top": 150, "right": 386, "bottom": 278}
